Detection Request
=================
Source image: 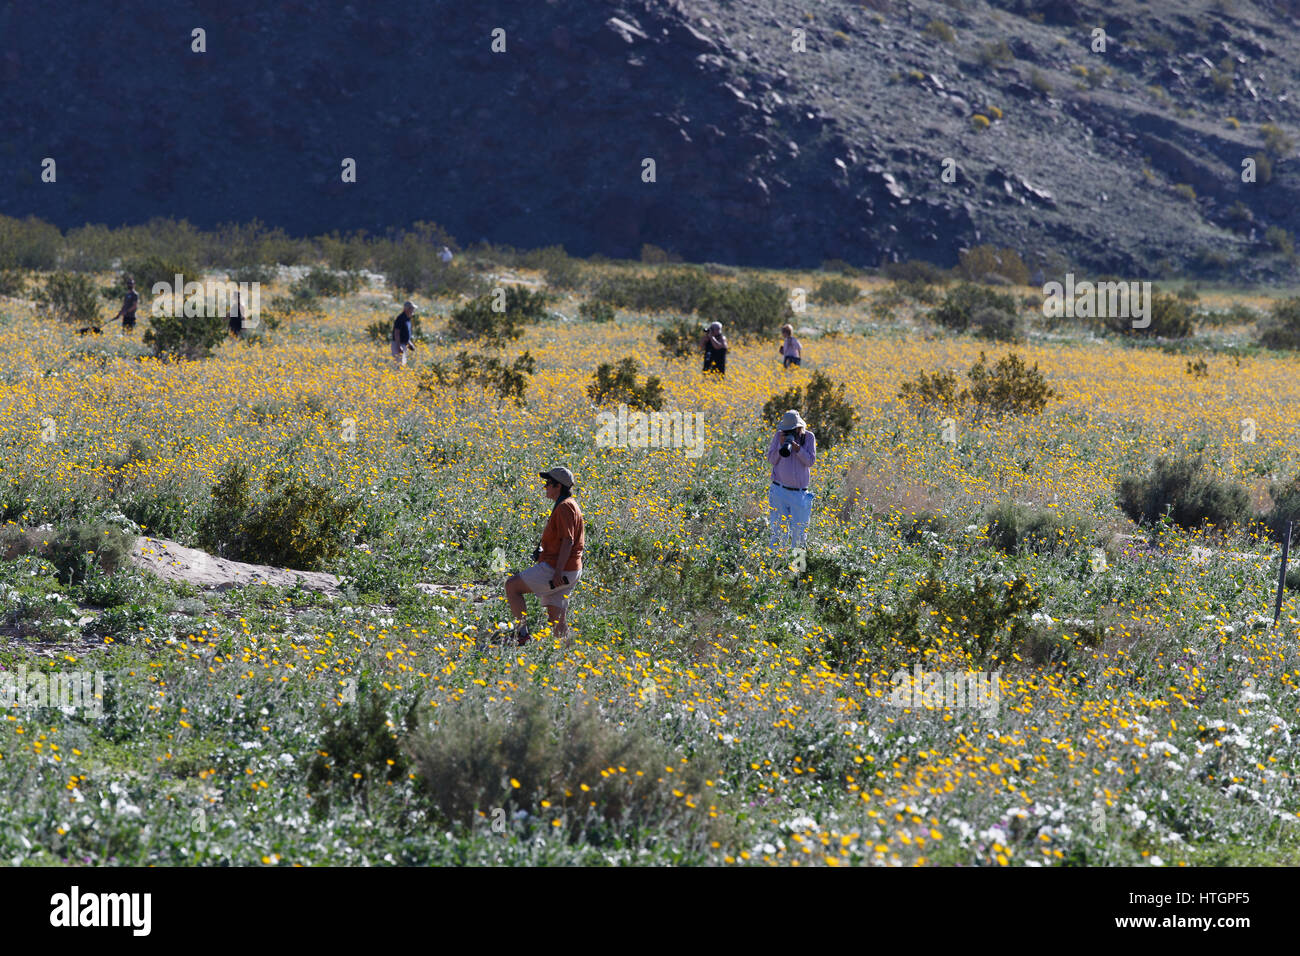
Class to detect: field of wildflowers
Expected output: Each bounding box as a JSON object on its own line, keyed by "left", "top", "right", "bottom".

{"left": 1, "top": 267, "right": 1298, "bottom": 866}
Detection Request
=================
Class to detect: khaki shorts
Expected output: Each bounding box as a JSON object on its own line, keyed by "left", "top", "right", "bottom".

{"left": 519, "top": 562, "right": 582, "bottom": 609}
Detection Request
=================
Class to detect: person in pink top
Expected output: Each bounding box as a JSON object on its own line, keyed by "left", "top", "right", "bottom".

{"left": 766, "top": 409, "right": 816, "bottom": 547}
{"left": 779, "top": 324, "right": 802, "bottom": 369}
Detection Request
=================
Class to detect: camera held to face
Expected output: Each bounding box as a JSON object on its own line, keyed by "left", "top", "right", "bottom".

{"left": 779, "top": 429, "right": 798, "bottom": 457}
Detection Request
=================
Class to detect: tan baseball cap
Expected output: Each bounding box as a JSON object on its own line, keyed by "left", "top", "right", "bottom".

{"left": 539, "top": 466, "right": 574, "bottom": 488}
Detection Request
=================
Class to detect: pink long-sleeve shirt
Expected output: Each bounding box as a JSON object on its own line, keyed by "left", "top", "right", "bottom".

{"left": 781, "top": 336, "right": 802, "bottom": 359}
{"left": 767, "top": 429, "right": 816, "bottom": 488}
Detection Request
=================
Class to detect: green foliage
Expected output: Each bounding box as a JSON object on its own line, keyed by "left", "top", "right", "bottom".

{"left": 1260, "top": 123, "right": 1295, "bottom": 161}
{"left": 1262, "top": 473, "right": 1300, "bottom": 543}
{"left": 0, "top": 269, "right": 26, "bottom": 297}
{"left": 984, "top": 501, "right": 1080, "bottom": 556}
{"left": 1258, "top": 297, "right": 1300, "bottom": 350}
{"left": 143, "top": 311, "right": 228, "bottom": 360}
{"left": 291, "top": 266, "right": 362, "bottom": 300}
{"left": 657, "top": 318, "right": 700, "bottom": 359}
{"left": 931, "top": 283, "right": 1020, "bottom": 333}
{"left": 407, "top": 688, "right": 710, "bottom": 836}
{"left": 698, "top": 280, "right": 792, "bottom": 339}
{"left": 197, "top": 461, "right": 361, "bottom": 570}
{"left": 897, "top": 367, "right": 962, "bottom": 411}
{"left": 35, "top": 272, "right": 101, "bottom": 326}
{"left": 966, "top": 351, "right": 1054, "bottom": 416}
{"left": 761, "top": 370, "right": 858, "bottom": 450}
{"left": 448, "top": 286, "right": 550, "bottom": 347}
{"left": 0, "top": 214, "right": 62, "bottom": 270}
{"left": 958, "top": 245, "right": 1030, "bottom": 285}
{"left": 1116, "top": 455, "right": 1249, "bottom": 531}
{"left": 971, "top": 306, "right": 1023, "bottom": 343}
{"left": 977, "top": 39, "right": 1014, "bottom": 68}
{"left": 43, "top": 522, "right": 137, "bottom": 585}
{"left": 419, "top": 351, "right": 536, "bottom": 407}
{"left": 591, "top": 268, "right": 713, "bottom": 314}
{"left": 883, "top": 259, "right": 949, "bottom": 285}
{"left": 306, "top": 686, "right": 418, "bottom": 821}
{"left": 1108, "top": 292, "right": 1193, "bottom": 339}
{"left": 1265, "top": 226, "right": 1295, "bottom": 258}
{"left": 925, "top": 19, "right": 956, "bottom": 42}
{"left": 578, "top": 299, "right": 615, "bottom": 323}
{"left": 588, "top": 357, "right": 665, "bottom": 411}
{"left": 124, "top": 255, "right": 200, "bottom": 293}
{"left": 813, "top": 278, "right": 860, "bottom": 305}
{"left": 521, "top": 246, "right": 586, "bottom": 289}
{"left": 819, "top": 565, "right": 1039, "bottom": 669}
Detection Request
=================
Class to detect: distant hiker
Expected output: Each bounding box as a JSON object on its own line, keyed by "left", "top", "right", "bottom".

{"left": 228, "top": 291, "right": 244, "bottom": 337}
{"left": 112, "top": 278, "right": 139, "bottom": 331}
{"left": 702, "top": 321, "right": 728, "bottom": 374}
{"left": 501, "top": 466, "right": 585, "bottom": 646}
{"left": 392, "top": 300, "right": 415, "bottom": 367}
{"left": 780, "top": 324, "right": 802, "bottom": 369}
{"left": 439, "top": 246, "right": 454, "bottom": 264}
{"left": 767, "top": 409, "right": 816, "bottom": 548}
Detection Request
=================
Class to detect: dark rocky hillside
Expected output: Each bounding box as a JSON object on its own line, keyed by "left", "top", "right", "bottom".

{"left": 3, "top": 0, "right": 1300, "bottom": 277}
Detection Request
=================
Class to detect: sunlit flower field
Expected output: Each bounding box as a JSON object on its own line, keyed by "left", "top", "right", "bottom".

{"left": 1, "top": 271, "right": 1298, "bottom": 866}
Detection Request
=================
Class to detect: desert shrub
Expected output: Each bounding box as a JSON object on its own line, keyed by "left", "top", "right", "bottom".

{"left": 0, "top": 269, "right": 26, "bottom": 297}
{"left": 883, "top": 259, "right": 949, "bottom": 284}
{"left": 931, "top": 283, "right": 1020, "bottom": 333}
{"left": 820, "top": 566, "right": 1039, "bottom": 669}
{"left": 761, "top": 370, "right": 858, "bottom": 451}
{"left": 306, "top": 686, "right": 419, "bottom": 821}
{"left": 418, "top": 351, "right": 536, "bottom": 407}
{"left": 0, "top": 214, "right": 62, "bottom": 270}
{"left": 1265, "top": 226, "right": 1296, "bottom": 258}
{"left": 143, "top": 312, "right": 228, "bottom": 360}
{"left": 1116, "top": 455, "right": 1249, "bottom": 531}
{"left": 520, "top": 246, "right": 586, "bottom": 290}
{"left": 35, "top": 272, "right": 101, "bottom": 326}
{"left": 588, "top": 357, "right": 664, "bottom": 411}
{"left": 1258, "top": 297, "right": 1300, "bottom": 349}
{"left": 229, "top": 264, "right": 277, "bottom": 285}
{"left": 657, "top": 318, "right": 700, "bottom": 359}
{"left": 123, "top": 255, "right": 200, "bottom": 293}
{"left": 971, "top": 305, "right": 1023, "bottom": 342}
{"left": 925, "top": 19, "right": 956, "bottom": 42}
{"left": 578, "top": 300, "right": 615, "bottom": 323}
{"left": 966, "top": 351, "right": 1054, "bottom": 416}
{"left": 406, "top": 688, "right": 712, "bottom": 839}
{"left": 822, "top": 258, "right": 863, "bottom": 277}
{"left": 813, "top": 278, "right": 860, "bottom": 305}
{"left": 197, "top": 461, "right": 361, "bottom": 570}
{"left": 978, "top": 39, "right": 1014, "bottom": 68}
{"left": 984, "top": 501, "right": 1081, "bottom": 555}
{"left": 590, "top": 269, "right": 712, "bottom": 314}
{"left": 698, "top": 280, "right": 792, "bottom": 339}
{"left": 1253, "top": 152, "right": 1274, "bottom": 184}
{"left": 1260, "top": 123, "right": 1295, "bottom": 160}
{"left": 448, "top": 286, "right": 549, "bottom": 347}
{"left": 895, "top": 279, "right": 942, "bottom": 304}
{"left": 897, "top": 367, "right": 962, "bottom": 410}
{"left": 958, "top": 245, "right": 1030, "bottom": 285}
{"left": 1261, "top": 473, "right": 1300, "bottom": 543}
{"left": 1107, "top": 291, "right": 1193, "bottom": 338}
{"left": 44, "top": 521, "right": 136, "bottom": 585}
{"left": 292, "top": 266, "right": 361, "bottom": 300}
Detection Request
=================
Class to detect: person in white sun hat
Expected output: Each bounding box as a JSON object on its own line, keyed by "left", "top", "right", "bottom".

{"left": 766, "top": 408, "right": 816, "bottom": 548}
{"left": 500, "top": 466, "right": 585, "bottom": 646}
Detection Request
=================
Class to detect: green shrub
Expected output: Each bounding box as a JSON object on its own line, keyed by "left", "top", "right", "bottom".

{"left": 761, "top": 370, "right": 858, "bottom": 451}
{"left": 822, "top": 258, "right": 863, "bottom": 277}
{"left": 588, "top": 357, "right": 664, "bottom": 411}
{"left": 520, "top": 246, "right": 585, "bottom": 290}
{"left": 883, "top": 260, "right": 949, "bottom": 285}
{"left": 698, "top": 280, "right": 792, "bottom": 339}
{"left": 448, "top": 286, "right": 550, "bottom": 347}
{"left": 1262, "top": 473, "right": 1300, "bottom": 543}
{"left": 306, "top": 686, "right": 419, "bottom": 821}
{"left": 419, "top": 351, "right": 536, "bottom": 407}
{"left": 292, "top": 266, "right": 362, "bottom": 300}
{"left": 931, "top": 283, "right": 1020, "bottom": 332}
{"left": 143, "top": 311, "right": 228, "bottom": 360}
{"left": 958, "top": 245, "right": 1030, "bottom": 285}
{"left": 657, "top": 318, "right": 701, "bottom": 359}
{"left": 1260, "top": 123, "right": 1295, "bottom": 160}
{"left": 578, "top": 300, "right": 615, "bottom": 323}
{"left": 897, "top": 367, "right": 962, "bottom": 411}
{"left": 1107, "top": 291, "right": 1193, "bottom": 338}
{"left": 406, "top": 688, "right": 712, "bottom": 838}
{"left": 197, "top": 462, "right": 361, "bottom": 570}
{"left": 813, "top": 278, "right": 860, "bottom": 305}
{"left": 1116, "top": 455, "right": 1249, "bottom": 531}
{"left": 925, "top": 19, "right": 956, "bottom": 42}
{"left": 44, "top": 521, "right": 137, "bottom": 585}
{"left": 35, "top": 272, "right": 101, "bottom": 326}
{"left": 895, "top": 279, "right": 942, "bottom": 304}
{"left": 984, "top": 501, "right": 1081, "bottom": 556}
{"left": 971, "top": 305, "right": 1023, "bottom": 343}
{"left": 123, "top": 255, "right": 200, "bottom": 293}
{"left": 591, "top": 269, "right": 713, "bottom": 314}
{"left": 966, "top": 351, "right": 1054, "bottom": 416}
{"left": 0, "top": 269, "right": 26, "bottom": 297}
{"left": 1258, "top": 297, "right": 1300, "bottom": 349}
{"left": 1265, "top": 226, "right": 1296, "bottom": 258}
{"left": 0, "top": 214, "right": 62, "bottom": 270}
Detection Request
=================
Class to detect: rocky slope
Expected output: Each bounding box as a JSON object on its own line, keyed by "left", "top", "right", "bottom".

{"left": 2, "top": 0, "right": 1299, "bottom": 277}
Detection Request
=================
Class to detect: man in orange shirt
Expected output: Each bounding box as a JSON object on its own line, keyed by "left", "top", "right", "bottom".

{"left": 502, "top": 466, "right": 584, "bottom": 645}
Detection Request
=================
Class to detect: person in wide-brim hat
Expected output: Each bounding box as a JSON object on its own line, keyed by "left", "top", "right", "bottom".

{"left": 767, "top": 409, "right": 816, "bottom": 548}
{"left": 500, "top": 466, "right": 585, "bottom": 646}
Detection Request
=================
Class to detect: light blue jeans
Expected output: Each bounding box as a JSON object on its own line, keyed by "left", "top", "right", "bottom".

{"left": 768, "top": 483, "right": 813, "bottom": 547}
